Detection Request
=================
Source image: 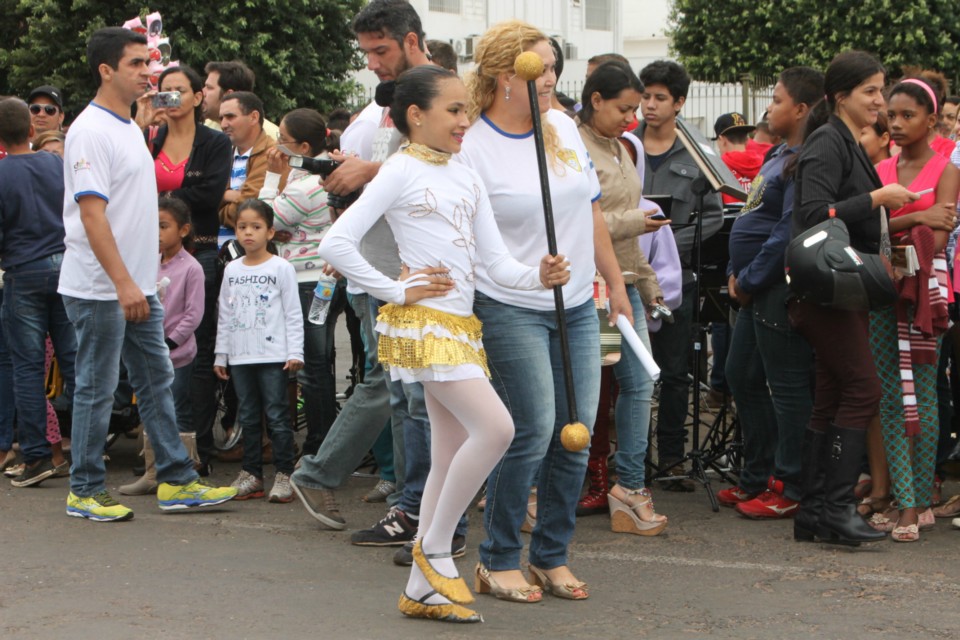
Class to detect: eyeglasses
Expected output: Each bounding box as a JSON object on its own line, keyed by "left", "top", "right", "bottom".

{"left": 29, "top": 104, "right": 59, "bottom": 116}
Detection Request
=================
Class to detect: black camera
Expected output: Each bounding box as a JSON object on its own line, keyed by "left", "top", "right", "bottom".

{"left": 288, "top": 156, "right": 360, "bottom": 210}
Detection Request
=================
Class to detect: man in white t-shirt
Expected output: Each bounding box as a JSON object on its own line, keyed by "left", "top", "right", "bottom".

{"left": 291, "top": 0, "right": 467, "bottom": 560}
{"left": 59, "top": 27, "right": 237, "bottom": 522}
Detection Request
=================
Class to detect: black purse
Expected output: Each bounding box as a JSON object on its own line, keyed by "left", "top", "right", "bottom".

{"left": 785, "top": 210, "right": 896, "bottom": 311}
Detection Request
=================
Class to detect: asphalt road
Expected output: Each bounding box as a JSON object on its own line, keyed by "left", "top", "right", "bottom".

{"left": 3, "top": 324, "right": 960, "bottom": 639}
{"left": 2, "top": 442, "right": 959, "bottom": 640}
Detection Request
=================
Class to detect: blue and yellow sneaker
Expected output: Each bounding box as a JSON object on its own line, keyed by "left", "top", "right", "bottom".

{"left": 66, "top": 491, "right": 135, "bottom": 522}
{"left": 157, "top": 478, "right": 238, "bottom": 511}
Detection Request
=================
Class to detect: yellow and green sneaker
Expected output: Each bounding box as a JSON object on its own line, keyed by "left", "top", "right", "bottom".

{"left": 157, "top": 478, "right": 238, "bottom": 511}
{"left": 66, "top": 491, "right": 134, "bottom": 522}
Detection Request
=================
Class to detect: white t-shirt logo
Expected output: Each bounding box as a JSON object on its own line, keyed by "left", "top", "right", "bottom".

{"left": 73, "top": 158, "right": 92, "bottom": 173}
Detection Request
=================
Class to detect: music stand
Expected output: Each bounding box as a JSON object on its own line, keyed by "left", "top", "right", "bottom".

{"left": 649, "top": 117, "right": 746, "bottom": 511}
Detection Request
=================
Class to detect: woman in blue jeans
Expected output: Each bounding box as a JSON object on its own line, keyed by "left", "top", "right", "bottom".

{"left": 721, "top": 67, "right": 823, "bottom": 519}
{"left": 459, "top": 21, "right": 631, "bottom": 602}
{"left": 576, "top": 61, "right": 668, "bottom": 535}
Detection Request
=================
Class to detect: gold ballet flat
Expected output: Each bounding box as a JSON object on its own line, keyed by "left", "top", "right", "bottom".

{"left": 398, "top": 591, "right": 482, "bottom": 623}
{"left": 412, "top": 539, "right": 474, "bottom": 604}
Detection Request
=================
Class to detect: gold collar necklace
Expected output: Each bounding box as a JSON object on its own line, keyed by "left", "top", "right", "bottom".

{"left": 402, "top": 142, "right": 451, "bottom": 166}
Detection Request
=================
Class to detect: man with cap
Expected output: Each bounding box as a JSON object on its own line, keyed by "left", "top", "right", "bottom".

{"left": 27, "top": 86, "right": 65, "bottom": 141}
{"left": 712, "top": 112, "right": 764, "bottom": 205}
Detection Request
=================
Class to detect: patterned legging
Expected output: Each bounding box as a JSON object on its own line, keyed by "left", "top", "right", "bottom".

{"left": 869, "top": 308, "right": 938, "bottom": 509}
{"left": 44, "top": 337, "right": 62, "bottom": 445}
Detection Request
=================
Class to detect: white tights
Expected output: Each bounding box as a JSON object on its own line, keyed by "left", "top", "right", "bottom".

{"left": 404, "top": 378, "right": 514, "bottom": 604}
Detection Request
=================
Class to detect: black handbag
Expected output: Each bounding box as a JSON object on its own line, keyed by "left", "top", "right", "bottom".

{"left": 785, "top": 211, "right": 896, "bottom": 311}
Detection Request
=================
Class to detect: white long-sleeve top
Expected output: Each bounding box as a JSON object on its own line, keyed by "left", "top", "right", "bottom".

{"left": 214, "top": 255, "right": 304, "bottom": 367}
{"left": 318, "top": 149, "right": 543, "bottom": 318}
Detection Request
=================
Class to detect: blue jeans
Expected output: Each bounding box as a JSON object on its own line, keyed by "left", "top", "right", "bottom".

{"left": 0, "top": 289, "right": 15, "bottom": 452}
{"left": 475, "top": 293, "right": 600, "bottom": 570}
{"left": 650, "top": 289, "right": 695, "bottom": 464}
{"left": 725, "top": 283, "right": 813, "bottom": 500}
{"left": 298, "top": 279, "right": 347, "bottom": 457}
{"left": 292, "top": 293, "right": 393, "bottom": 491}
{"left": 371, "top": 423, "right": 395, "bottom": 483}
{"left": 171, "top": 361, "right": 195, "bottom": 433}
{"left": 612, "top": 286, "right": 655, "bottom": 490}
{"left": 1, "top": 254, "right": 77, "bottom": 464}
{"left": 63, "top": 295, "right": 196, "bottom": 496}
{"left": 710, "top": 322, "right": 730, "bottom": 392}
{"left": 231, "top": 363, "right": 297, "bottom": 476}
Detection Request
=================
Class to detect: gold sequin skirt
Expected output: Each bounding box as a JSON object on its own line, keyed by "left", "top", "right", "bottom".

{"left": 376, "top": 303, "right": 489, "bottom": 383}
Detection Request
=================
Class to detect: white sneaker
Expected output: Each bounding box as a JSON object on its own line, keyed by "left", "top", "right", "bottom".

{"left": 952, "top": 517, "right": 960, "bottom": 530}
{"left": 269, "top": 472, "right": 294, "bottom": 503}
{"left": 231, "top": 470, "right": 264, "bottom": 500}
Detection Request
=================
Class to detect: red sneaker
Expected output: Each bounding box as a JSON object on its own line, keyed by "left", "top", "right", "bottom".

{"left": 735, "top": 478, "right": 799, "bottom": 519}
{"left": 716, "top": 486, "right": 758, "bottom": 507}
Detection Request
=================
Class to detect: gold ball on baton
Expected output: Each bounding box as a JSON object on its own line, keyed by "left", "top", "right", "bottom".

{"left": 514, "top": 51, "right": 544, "bottom": 81}
{"left": 560, "top": 422, "right": 590, "bottom": 452}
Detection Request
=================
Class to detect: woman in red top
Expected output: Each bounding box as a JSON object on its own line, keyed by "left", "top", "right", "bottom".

{"left": 869, "top": 78, "right": 960, "bottom": 541}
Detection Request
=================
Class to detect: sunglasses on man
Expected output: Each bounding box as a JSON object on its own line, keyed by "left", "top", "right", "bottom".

{"left": 29, "top": 104, "right": 60, "bottom": 116}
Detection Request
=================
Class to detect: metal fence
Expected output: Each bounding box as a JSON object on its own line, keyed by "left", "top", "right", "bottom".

{"left": 348, "top": 74, "right": 777, "bottom": 138}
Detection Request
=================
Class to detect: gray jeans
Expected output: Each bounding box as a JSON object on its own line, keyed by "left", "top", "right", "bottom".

{"left": 291, "top": 293, "right": 395, "bottom": 492}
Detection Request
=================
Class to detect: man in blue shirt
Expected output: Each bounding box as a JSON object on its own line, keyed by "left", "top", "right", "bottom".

{"left": 0, "top": 97, "right": 77, "bottom": 487}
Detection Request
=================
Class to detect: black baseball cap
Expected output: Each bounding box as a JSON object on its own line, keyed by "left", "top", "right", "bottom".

{"left": 27, "top": 85, "right": 63, "bottom": 109}
{"left": 711, "top": 112, "right": 755, "bottom": 140}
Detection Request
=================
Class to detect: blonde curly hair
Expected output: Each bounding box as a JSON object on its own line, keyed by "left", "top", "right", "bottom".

{"left": 465, "top": 19, "right": 562, "bottom": 172}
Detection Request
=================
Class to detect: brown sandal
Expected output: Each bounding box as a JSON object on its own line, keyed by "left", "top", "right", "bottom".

{"left": 933, "top": 494, "right": 960, "bottom": 518}
{"left": 857, "top": 495, "right": 892, "bottom": 518}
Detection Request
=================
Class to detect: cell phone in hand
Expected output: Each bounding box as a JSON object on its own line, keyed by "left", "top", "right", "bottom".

{"left": 151, "top": 91, "right": 181, "bottom": 109}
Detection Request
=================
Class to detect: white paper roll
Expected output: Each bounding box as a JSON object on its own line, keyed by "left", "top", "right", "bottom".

{"left": 605, "top": 301, "right": 660, "bottom": 381}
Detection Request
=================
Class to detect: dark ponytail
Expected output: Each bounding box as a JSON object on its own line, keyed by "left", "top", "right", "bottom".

{"left": 383, "top": 66, "right": 458, "bottom": 137}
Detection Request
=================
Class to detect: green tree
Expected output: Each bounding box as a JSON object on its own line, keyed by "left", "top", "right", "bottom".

{"left": 0, "top": 0, "right": 366, "bottom": 120}
{"left": 668, "top": 0, "right": 960, "bottom": 84}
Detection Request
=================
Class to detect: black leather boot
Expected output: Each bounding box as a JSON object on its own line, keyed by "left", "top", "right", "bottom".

{"left": 793, "top": 428, "right": 825, "bottom": 542}
{"left": 816, "top": 424, "right": 886, "bottom": 546}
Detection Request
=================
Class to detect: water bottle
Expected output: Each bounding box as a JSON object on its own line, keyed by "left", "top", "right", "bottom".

{"left": 308, "top": 274, "right": 337, "bottom": 325}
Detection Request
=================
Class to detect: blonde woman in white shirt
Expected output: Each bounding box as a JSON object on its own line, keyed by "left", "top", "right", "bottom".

{"left": 457, "top": 20, "right": 632, "bottom": 603}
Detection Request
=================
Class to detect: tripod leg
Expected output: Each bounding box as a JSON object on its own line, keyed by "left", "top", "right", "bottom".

{"left": 688, "top": 452, "right": 720, "bottom": 512}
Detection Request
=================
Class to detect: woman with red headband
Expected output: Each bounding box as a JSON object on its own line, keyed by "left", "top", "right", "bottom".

{"left": 866, "top": 77, "right": 960, "bottom": 541}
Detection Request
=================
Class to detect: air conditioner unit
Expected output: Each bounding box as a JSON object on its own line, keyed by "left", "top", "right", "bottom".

{"left": 461, "top": 35, "right": 478, "bottom": 61}
{"left": 564, "top": 42, "right": 578, "bottom": 60}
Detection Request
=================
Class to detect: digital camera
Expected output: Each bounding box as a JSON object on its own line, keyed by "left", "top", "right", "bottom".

{"left": 152, "top": 91, "right": 181, "bottom": 109}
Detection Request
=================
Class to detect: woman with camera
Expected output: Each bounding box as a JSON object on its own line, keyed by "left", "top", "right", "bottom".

{"left": 140, "top": 65, "right": 232, "bottom": 473}
{"left": 260, "top": 108, "right": 341, "bottom": 458}
{"left": 575, "top": 60, "right": 669, "bottom": 536}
